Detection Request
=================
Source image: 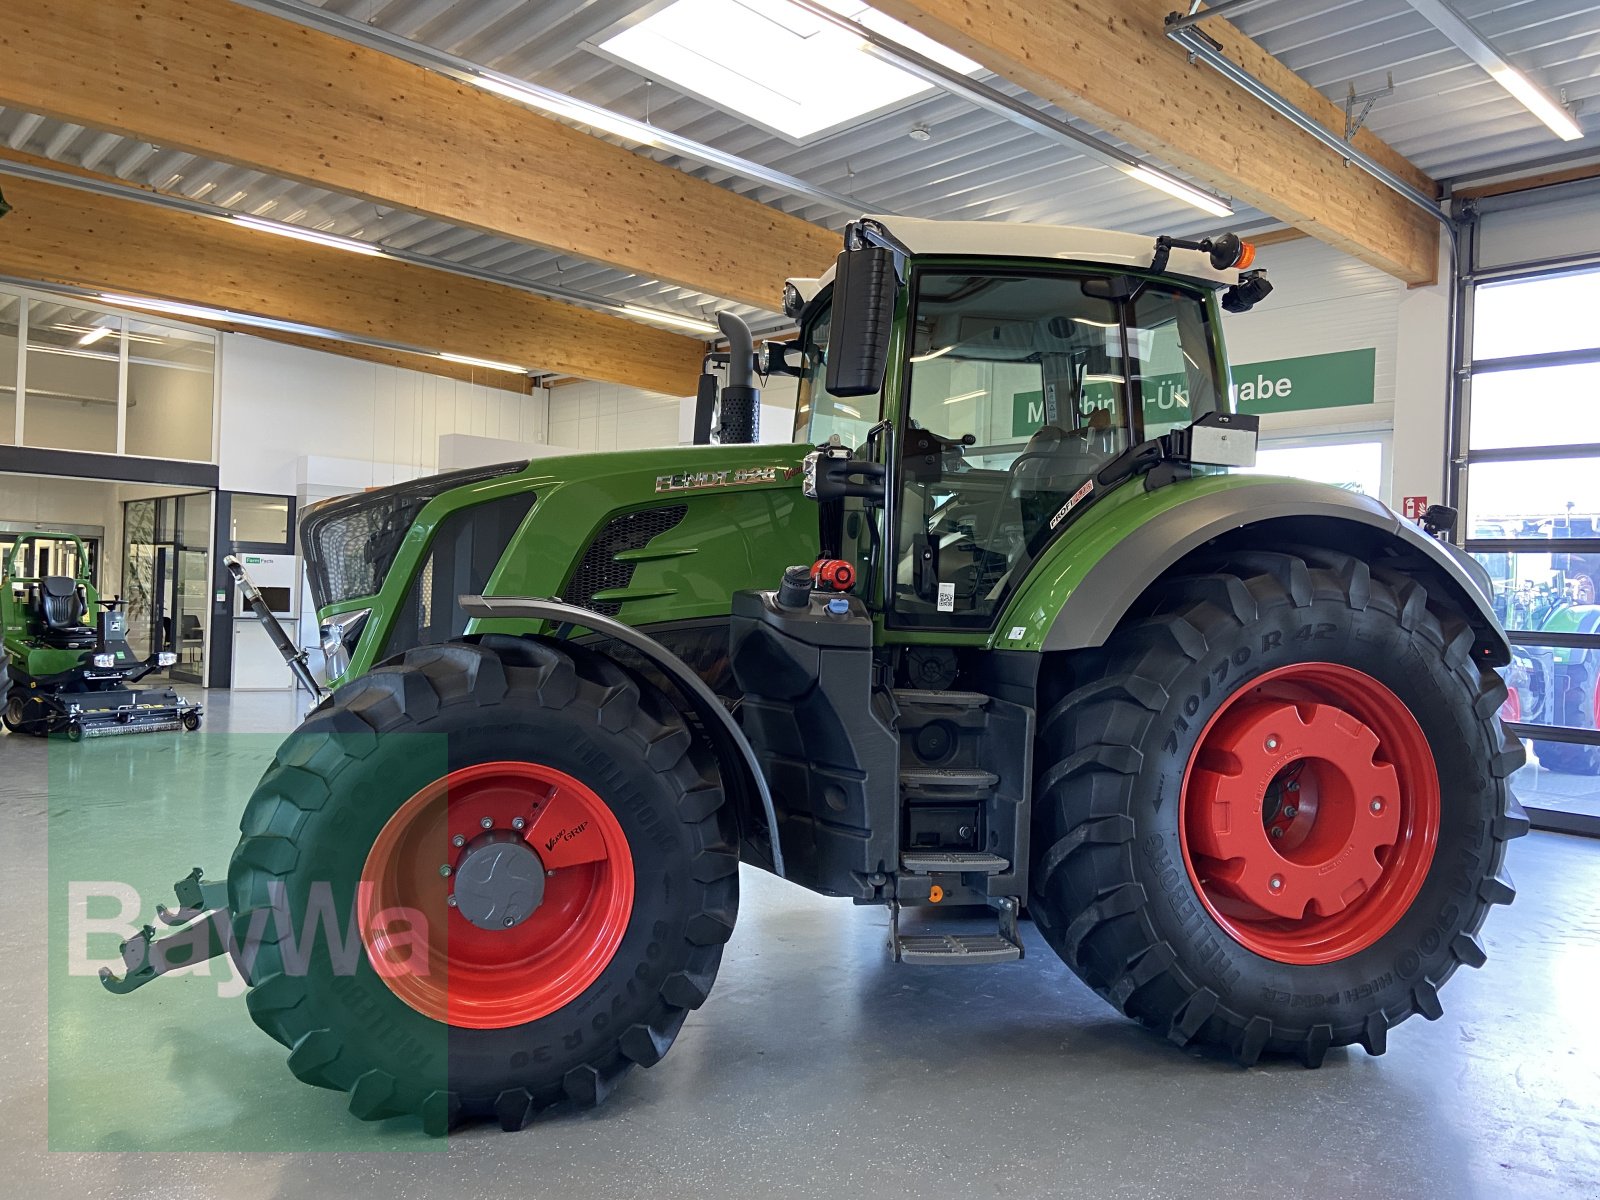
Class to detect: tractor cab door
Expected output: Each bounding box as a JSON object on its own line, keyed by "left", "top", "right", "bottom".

{"left": 889, "top": 267, "right": 1224, "bottom": 631}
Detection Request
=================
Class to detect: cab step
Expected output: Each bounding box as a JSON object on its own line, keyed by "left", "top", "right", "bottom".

{"left": 900, "top": 850, "right": 1010, "bottom": 875}
{"left": 897, "top": 932, "right": 1021, "bottom": 965}
{"left": 888, "top": 897, "right": 1023, "bottom": 966}
{"left": 892, "top": 689, "right": 989, "bottom": 710}
{"left": 899, "top": 766, "right": 1000, "bottom": 796}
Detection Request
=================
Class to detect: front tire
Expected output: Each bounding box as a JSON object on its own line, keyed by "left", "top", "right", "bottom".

{"left": 1029, "top": 550, "right": 1528, "bottom": 1066}
{"left": 227, "top": 637, "right": 739, "bottom": 1133}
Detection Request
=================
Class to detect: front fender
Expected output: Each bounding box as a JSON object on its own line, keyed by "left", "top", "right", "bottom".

{"left": 998, "top": 475, "right": 1509, "bottom": 665}
{"left": 460, "top": 594, "right": 784, "bottom": 878}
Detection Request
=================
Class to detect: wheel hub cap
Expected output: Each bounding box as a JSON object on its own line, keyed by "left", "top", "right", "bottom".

{"left": 1185, "top": 700, "right": 1401, "bottom": 921}
{"left": 452, "top": 832, "right": 547, "bottom": 931}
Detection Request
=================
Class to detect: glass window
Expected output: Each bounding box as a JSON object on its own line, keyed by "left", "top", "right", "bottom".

{"left": 1468, "top": 263, "right": 1600, "bottom": 830}
{"left": 24, "top": 301, "right": 119, "bottom": 454}
{"left": 125, "top": 320, "right": 215, "bottom": 461}
{"left": 1473, "top": 268, "right": 1600, "bottom": 360}
{"left": 893, "top": 269, "right": 1222, "bottom": 627}
{"left": 230, "top": 494, "right": 291, "bottom": 545}
{"left": 1468, "top": 362, "right": 1600, "bottom": 450}
{"left": 0, "top": 290, "right": 18, "bottom": 445}
{"left": 1244, "top": 440, "right": 1384, "bottom": 498}
{"left": 794, "top": 297, "right": 880, "bottom": 448}
{"left": 1466, "top": 459, "right": 1599, "bottom": 540}
{"left": 1469, "top": 548, "right": 1599, "bottom": 629}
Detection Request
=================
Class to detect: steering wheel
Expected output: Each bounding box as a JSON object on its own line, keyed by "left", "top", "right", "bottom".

{"left": 97, "top": 596, "right": 124, "bottom": 611}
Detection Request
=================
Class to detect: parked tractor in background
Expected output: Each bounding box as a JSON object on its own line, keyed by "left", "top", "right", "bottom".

{"left": 106, "top": 217, "right": 1526, "bottom": 1134}
{"left": 2, "top": 532, "right": 200, "bottom": 739}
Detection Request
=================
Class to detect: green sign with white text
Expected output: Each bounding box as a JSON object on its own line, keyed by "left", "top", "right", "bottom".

{"left": 1232, "top": 348, "right": 1376, "bottom": 415}
{"left": 1009, "top": 347, "right": 1376, "bottom": 436}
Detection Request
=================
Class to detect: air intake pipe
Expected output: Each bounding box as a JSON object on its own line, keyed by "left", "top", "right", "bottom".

{"left": 715, "top": 311, "right": 760, "bottom": 445}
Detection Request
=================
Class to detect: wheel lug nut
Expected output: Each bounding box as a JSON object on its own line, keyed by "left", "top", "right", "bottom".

{"left": 1268, "top": 875, "right": 1284, "bottom": 892}
{"left": 439, "top": 864, "right": 452, "bottom": 877}
{"left": 1270, "top": 827, "right": 1284, "bottom": 839}
{"left": 451, "top": 834, "right": 466, "bottom": 848}
{"left": 1282, "top": 804, "right": 1297, "bottom": 818}
{"left": 446, "top": 894, "right": 458, "bottom": 907}
{"left": 480, "top": 817, "right": 494, "bottom": 829}
{"left": 511, "top": 817, "right": 526, "bottom": 831}
{"left": 1265, "top": 736, "right": 1279, "bottom": 751}
{"left": 1286, "top": 781, "right": 1299, "bottom": 792}
{"left": 503, "top": 917, "right": 516, "bottom": 928}
{"left": 1370, "top": 798, "right": 1385, "bottom": 814}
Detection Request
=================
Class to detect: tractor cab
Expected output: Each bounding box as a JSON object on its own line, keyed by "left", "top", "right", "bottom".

{"left": 787, "top": 217, "right": 1266, "bottom": 633}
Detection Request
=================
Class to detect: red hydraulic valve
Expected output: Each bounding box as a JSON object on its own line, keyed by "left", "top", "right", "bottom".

{"left": 812, "top": 559, "right": 856, "bottom": 592}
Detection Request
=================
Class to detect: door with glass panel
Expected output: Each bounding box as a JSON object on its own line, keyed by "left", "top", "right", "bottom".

{"left": 1462, "top": 263, "right": 1600, "bottom": 832}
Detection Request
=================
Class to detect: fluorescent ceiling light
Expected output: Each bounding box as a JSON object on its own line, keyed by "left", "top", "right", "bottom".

{"left": 99, "top": 293, "right": 233, "bottom": 323}
{"left": 942, "top": 388, "right": 986, "bottom": 405}
{"left": 620, "top": 305, "right": 721, "bottom": 336}
{"left": 1489, "top": 64, "right": 1583, "bottom": 141}
{"left": 910, "top": 344, "right": 953, "bottom": 362}
{"left": 1124, "top": 165, "right": 1234, "bottom": 219}
{"left": 438, "top": 352, "right": 529, "bottom": 374}
{"left": 472, "top": 74, "right": 661, "bottom": 146}
{"left": 596, "top": 0, "right": 982, "bottom": 141}
{"left": 1404, "top": 1, "right": 1583, "bottom": 143}
{"left": 232, "top": 214, "right": 388, "bottom": 257}
{"left": 77, "top": 326, "right": 113, "bottom": 347}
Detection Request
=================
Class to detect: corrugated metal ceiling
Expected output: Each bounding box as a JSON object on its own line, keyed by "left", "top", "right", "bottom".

{"left": 0, "top": 0, "right": 1595, "bottom": 336}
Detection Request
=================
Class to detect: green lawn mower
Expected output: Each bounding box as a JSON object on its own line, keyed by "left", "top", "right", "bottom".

{"left": 105, "top": 217, "right": 1526, "bottom": 1135}
{"left": 2, "top": 532, "right": 201, "bottom": 739}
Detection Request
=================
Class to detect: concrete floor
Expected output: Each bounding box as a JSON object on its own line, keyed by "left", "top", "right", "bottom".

{"left": 2, "top": 688, "right": 1599, "bottom": 1199}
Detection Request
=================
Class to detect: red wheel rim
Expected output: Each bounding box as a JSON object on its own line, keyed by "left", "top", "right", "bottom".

{"left": 1178, "top": 663, "right": 1440, "bottom": 965}
{"left": 360, "top": 761, "right": 635, "bottom": 1029}
{"left": 1500, "top": 685, "right": 1522, "bottom": 725}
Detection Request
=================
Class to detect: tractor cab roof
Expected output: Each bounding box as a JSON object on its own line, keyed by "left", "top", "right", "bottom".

{"left": 787, "top": 215, "right": 1248, "bottom": 307}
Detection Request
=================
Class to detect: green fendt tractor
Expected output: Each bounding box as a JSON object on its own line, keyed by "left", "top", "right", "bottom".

{"left": 107, "top": 217, "right": 1527, "bottom": 1134}
{"left": 3, "top": 532, "right": 201, "bottom": 738}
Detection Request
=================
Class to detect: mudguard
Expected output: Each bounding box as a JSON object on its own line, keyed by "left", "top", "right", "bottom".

{"left": 459, "top": 594, "right": 784, "bottom": 877}
{"left": 1033, "top": 479, "right": 1509, "bottom": 664}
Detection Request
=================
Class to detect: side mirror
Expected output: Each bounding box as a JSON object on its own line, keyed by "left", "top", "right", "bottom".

{"left": 825, "top": 246, "right": 897, "bottom": 399}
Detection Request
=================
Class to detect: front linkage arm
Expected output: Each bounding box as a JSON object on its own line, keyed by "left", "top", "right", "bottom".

{"left": 99, "top": 868, "right": 230, "bottom": 995}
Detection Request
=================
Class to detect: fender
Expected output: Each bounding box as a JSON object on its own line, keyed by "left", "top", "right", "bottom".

{"left": 1031, "top": 478, "right": 1509, "bottom": 665}
{"left": 459, "top": 594, "right": 784, "bottom": 878}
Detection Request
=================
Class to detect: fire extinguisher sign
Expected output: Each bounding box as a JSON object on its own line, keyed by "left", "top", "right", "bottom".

{"left": 1401, "top": 496, "right": 1428, "bottom": 521}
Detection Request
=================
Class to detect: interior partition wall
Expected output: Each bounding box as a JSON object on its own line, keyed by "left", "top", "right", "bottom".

{"left": 1452, "top": 178, "right": 1600, "bottom": 837}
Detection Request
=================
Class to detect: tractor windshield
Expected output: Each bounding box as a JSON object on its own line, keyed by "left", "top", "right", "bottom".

{"left": 892, "top": 267, "right": 1224, "bottom": 629}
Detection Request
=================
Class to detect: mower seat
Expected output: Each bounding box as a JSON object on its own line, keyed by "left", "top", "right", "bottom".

{"left": 34, "top": 576, "right": 97, "bottom": 648}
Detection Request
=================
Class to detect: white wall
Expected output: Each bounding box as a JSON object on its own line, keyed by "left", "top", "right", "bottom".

{"left": 218, "top": 334, "right": 550, "bottom": 494}
{"left": 1220, "top": 236, "right": 1404, "bottom": 436}
{"left": 546, "top": 378, "right": 685, "bottom": 452}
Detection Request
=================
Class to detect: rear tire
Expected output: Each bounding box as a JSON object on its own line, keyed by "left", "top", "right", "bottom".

{"left": 1029, "top": 549, "right": 1528, "bottom": 1066}
{"left": 227, "top": 637, "right": 739, "bottom": 1133}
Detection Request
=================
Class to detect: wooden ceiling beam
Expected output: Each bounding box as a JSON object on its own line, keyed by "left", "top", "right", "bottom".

{"left": 0, "top": 0, "right": 839, "bottom": 311}
{"left": 0, "top": 173, "right": 706, "bottom": 395}
{"left": 874, "top": 0, "right": 1442, "bottom": 285}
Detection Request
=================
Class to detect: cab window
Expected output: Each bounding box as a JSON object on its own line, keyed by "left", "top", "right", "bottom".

{"left": 893, "top": 269, "right": 1222, "bottom": 628}
{"left": 793, "top": 295, "right": 880, "bottom": 448}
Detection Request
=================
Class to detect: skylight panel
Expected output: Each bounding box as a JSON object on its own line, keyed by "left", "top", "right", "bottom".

{"left": 595, "top": 0, "right": 982, "bottom": 141}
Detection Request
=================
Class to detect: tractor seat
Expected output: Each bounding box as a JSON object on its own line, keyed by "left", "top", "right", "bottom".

{"left": 34, "top": 576, "right": 97, "bottom": 648}
{"left": 1010, "top": 419, "right": 1126, "bottom": 548}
